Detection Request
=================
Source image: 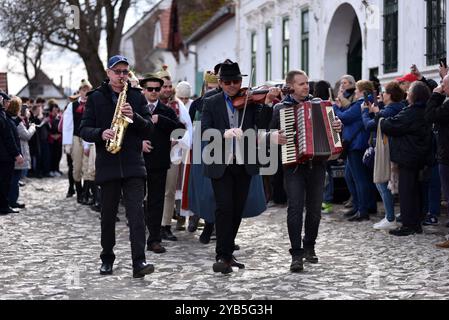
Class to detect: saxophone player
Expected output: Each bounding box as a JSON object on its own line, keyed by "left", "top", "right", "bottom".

{"left": 80, "top": 55, "right": 155, "bottom": 278}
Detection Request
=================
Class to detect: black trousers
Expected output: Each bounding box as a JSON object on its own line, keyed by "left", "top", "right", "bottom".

{"left": 0, "top": 161, "right": 14, "bottom": 210}
{"left": 49, "top": 142, "right": 62, "bottom": 172}
{"left": 100, "top": 177, "right": 146, "bottom": 268}
{"left": 399, "top": 166, "right": 425, "bottom": 230}
{"left": 283, "top": 162, "right": 325, "bottom": 257}
{"left": 144, "top": 169, "right": 168, "bottom": 245}
{"left": 211, "top": 164, "right": 251, "bottom": 262}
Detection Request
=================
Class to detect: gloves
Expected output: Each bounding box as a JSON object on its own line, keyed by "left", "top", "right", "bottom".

{"left": 224, "top": 128, "right": 243, "bottom": 139}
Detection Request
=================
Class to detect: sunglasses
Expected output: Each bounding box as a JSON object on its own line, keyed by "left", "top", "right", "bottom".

{"left": 146, "top": 87, "right": 161, "bottom": 92}
{"left": 222, "top": 80, "right": 242, "bottom": 86}
{"left": 111, "top": 69, "right": 130, "bottom": 75}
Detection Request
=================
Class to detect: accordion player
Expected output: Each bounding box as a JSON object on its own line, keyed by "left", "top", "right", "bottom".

{"left": 279, "top": 98, "right": 343, "bottom": 165}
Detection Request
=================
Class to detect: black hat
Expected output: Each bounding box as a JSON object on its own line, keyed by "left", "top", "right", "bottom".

{"left": 0, "top": 91, "right": 11, "bottom": 100}
{"left": 139, "top": 73, "right": 164, "bottom": 88}
{"left": 219, "top": 62, "right": 247, "bottom": 81}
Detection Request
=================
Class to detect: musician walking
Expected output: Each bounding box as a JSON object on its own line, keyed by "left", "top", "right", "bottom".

{"left": 201, "top": 60, "right": 279, "bottom": 274}
{"left": 270, "top": 70, "right": 342, "bottom": 273}
{"left": 80, "top": 55, "right": 155, "bottom": 278}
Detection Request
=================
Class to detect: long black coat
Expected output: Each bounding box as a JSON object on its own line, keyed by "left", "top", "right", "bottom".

{"left": 143, "top": 101, "right": 185, "bottom": 171}
{"left": 80, "top": 80, "right": 154, "bottom": 183}
{"left": 381, "top": 102, "right": 432, "bottom": 169}
{"left": 0, "top": 106, "right": 21, "bottom": 162}
{"left": 425, "top": 93, "right": 449, "bottom": 166}
{"left": 201, "top": 92, "right": 272, "bottom": 179}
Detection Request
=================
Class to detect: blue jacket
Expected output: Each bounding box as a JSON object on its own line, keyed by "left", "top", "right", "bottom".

{"left": 362, "top": 102, "right": 405, "bottom": 132}
{"left": 333, "top": 98, "right": 370, "bottom": 151}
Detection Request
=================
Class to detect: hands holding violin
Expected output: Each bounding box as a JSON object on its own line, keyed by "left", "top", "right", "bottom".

{"left": 264, "top": 87, "right": 282, "bottom": 105}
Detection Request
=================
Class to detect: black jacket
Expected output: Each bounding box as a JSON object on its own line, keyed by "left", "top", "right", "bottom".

{"left": 201, "top": 91, "right": 272, "bottom": 179}
{"left": 381, "top": 102, "right": 432, "bottom": 169}
{"left": 425, "top": 93, "right": 449, "bottom": 165}
{"left": 80, "top": 80, "right": 154, "bottom": 183}
{"left": 0, "top": 106, "right": 21, "bottom": 162}
{"left": 143, "top": 101, "right": 184, "bottom": 171}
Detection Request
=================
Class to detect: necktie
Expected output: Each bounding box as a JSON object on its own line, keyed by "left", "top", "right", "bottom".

{"left": 149, "top": 104, "right": 155, "bottom": 114}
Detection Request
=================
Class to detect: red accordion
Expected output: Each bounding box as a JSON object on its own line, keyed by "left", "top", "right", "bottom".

{"left": 279, "top": 99, "right": 343, "bottom": 165}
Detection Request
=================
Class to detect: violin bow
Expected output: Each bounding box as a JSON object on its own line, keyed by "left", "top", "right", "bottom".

{"left": 239, "top": 67, "right": 254, "bottom": 130}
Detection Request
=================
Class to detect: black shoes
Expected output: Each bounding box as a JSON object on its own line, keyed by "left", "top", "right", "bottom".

{"left": 10, "top": 203, "right": 25, "bottom": 209}
{"left": 0, "top": 207, "right": 18, "bottom": 215}
{"left": 230, "top": 256, "right": 245, "bottom": 269}
{"left": 161, "top": 226, "right": 177, "bottom": 241}
{"left": 348, "top": 213, "right": 370, "bottom": 222}
{"left": 290, "top": 256, "right": 304, "bottom": 273}
{"left": 213, "top": 258, "right": 233, "bottom": 274}
{"left": 343, "top": 208, "right": 357, "bottom": 217}
{"left": 147, "top": 242, "right": 166, "bottom": 254}
{"left": 389, "top": 226, "right": 423, "bottom": 237}
{"left": 133, "top": 262, "right": 155, "bottom": 278}
{"left": 304, "top": 248, "right": 319, "bottom": 264}
{"left": 66, "top": 187, "right": 75, "bottom": 198}
{"left": 100, "top": 262, "right": 113, "bottom": 275}
{"left": 199, "top": 223, "right": 214, "bottom": 244}
{"left": 188, "top": 215, "right": 200, "bottom": 233}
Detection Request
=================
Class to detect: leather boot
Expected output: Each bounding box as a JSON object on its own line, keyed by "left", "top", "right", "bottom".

{"left": 75, "top": 182, "right": 83, "bottom": 204}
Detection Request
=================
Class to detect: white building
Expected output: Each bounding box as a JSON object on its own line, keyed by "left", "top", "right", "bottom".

{"left": 236, "top": 0, "right": 448, "bottom": 87}
{"left": 122, "top": 0, "right": 448, "bottom": 94}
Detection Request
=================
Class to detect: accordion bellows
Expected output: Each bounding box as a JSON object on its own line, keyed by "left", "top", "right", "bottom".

{"left": 280, "top": 99, "right": 343, "bottom": 165}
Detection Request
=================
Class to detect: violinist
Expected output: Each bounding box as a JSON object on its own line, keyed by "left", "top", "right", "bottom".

{"left": 270, "top": 70, "right": 343, "bottom": 273}
{"left": 201, "top": 60, "right": 284, "bottom": 274}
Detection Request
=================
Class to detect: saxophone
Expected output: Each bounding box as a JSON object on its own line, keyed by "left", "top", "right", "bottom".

{"left": 106, "top": 80, "right": 134, "bottom": 154}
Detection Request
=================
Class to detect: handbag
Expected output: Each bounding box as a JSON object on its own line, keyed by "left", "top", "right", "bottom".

{"left": 373, "top": 118, "right": 391, "bottom": 184}
{"left": 362, "top": 132, "right": 376, "bottom": 168}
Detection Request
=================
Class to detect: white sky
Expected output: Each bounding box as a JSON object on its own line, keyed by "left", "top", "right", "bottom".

{"left": 1, "top": 0, "right": 157, "bottom": 95}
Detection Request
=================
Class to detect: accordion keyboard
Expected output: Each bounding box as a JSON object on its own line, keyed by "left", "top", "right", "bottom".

{"left": 325, "top": 107, "right": 342, "bottom": 147}
{"left": 280, "top": 107, "right": 298, "bottom": 165}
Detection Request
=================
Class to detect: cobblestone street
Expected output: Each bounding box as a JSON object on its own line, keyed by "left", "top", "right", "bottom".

{"left": 1, "top": 174, "right": 449, "bottom": 300}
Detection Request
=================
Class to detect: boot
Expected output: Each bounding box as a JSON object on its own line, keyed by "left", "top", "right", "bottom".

{"left": 81, "top": 181, "right": 93, "bottom": 205}
{"left": 199, "top": 222, "right": 214, "bottom": 244}
{"left": 161, "top": 225, "right": 177, "bottom": 241}
{"left": 86, "top": 181, "right": 95, "bottom": 206}
{"left": 75, "top": 182, "right": 83, "bottom": 204}
{"left": 188, "top": 215, "right": 200, "bottom": 233}
{"left": 90, "top": 184, "right": 101, "bottom": 212}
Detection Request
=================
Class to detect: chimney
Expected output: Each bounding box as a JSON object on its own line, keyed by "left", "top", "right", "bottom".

{"left": 0, "top": 72, "right": 8, "bottom": 93}
{"left": 60, "top": 75, "right": 63, "bottom": 88}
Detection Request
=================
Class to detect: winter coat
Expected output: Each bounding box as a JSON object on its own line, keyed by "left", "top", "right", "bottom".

{"left": 425, "top": 93, "right": 449, "bottom": 165}
{"left": 381, "top": 102, "right": 432, "bottom": 169}
{"left": 79, "top": 80, "right": 154, "bottom": 184}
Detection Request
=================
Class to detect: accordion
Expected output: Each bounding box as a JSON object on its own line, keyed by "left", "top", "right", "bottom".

{"left": 279, "top": 99, "right": 343, "bottom": 165}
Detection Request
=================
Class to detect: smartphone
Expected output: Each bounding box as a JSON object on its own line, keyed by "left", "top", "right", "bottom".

{"left": 440, "top": 57, "right": 447, "bottom": 68}
{"left": 363, "top": 91, "right": 370, "bottom": 104}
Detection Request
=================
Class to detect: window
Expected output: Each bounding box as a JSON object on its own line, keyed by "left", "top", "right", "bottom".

{"left": 251, "top": 32, "right": 257, "bottom": 86}
{"left": 383, "top": 0, "right": 398, "bottom": 73}
{"left": 282, "top": 18, "right": 290, "bottom": 79}
{"left": 301, "top": 10, "right": 309, "bottom": 74}
{"left": 265, "top": 26, "right": 272, "bottom": 81}
{"left": 426, "top": 0, "right": 446, "bottom": 65}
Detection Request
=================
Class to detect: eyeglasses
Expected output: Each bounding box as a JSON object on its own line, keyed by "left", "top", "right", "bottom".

{"left": 146, "top": 87, "right": 161, "bottom": 92}
{"left": 111, "top": 69, "right": 130, "bottom": 75}
{"left": 222, "top": 80, "right": 242, "bottom": 86}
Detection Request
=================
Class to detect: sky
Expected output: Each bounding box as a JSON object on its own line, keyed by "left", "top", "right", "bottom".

{"left": 1, "top": 0, "right": 157, "bottom": 95}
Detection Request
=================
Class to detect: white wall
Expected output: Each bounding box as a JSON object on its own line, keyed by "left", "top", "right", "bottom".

{"left": 176, "top": 18, "right": 237, "bottom": 93}
{"left": 236, "top": 0, "right": 445, "bottom": 88}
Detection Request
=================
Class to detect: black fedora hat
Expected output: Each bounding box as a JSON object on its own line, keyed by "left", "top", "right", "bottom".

{"left": 139, "top": 73, "right": 164, "bottom": 88}
{"left": 219, "top": 62, "right": 248, "bottom": 81}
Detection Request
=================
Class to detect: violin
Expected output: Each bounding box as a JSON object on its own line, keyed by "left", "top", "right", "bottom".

{"left": 232, "top": 85, "right": 295, "bottom": 109}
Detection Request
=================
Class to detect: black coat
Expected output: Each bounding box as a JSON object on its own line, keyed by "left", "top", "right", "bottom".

{"left": 80, "top": 80, "right": 154, "bottom": 183}
{"left": 201, "top": 91, "right": 272, "bottom": 179}
{"left": 0, "top": 106, "right": 21, "bottom": 162}
{"left": 425, "top": 93, "right": 449, "bottom": 165}
{"left": 381, "top": 102, "right": 432, "bottom": 169}
{"left": 143, "top": 101, "right": 185, "bottom": 171}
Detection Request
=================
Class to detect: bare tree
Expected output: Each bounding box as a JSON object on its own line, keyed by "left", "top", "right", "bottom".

{"left": 0, "top": 0, "right": 132, "bottom": 87}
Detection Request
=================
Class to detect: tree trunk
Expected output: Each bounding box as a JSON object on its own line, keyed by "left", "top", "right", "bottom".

{"left": 79, "top": 52, "right": 107, "bottom": 88}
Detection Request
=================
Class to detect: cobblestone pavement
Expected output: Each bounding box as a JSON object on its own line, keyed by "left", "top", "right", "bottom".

{"left": 1, "top": 175, "right": 449, "bottom": 300}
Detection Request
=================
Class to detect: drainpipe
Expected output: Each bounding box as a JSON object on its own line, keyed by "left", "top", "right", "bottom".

{"left": 188, "top": 48, "right": 199, "bottom": 95}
